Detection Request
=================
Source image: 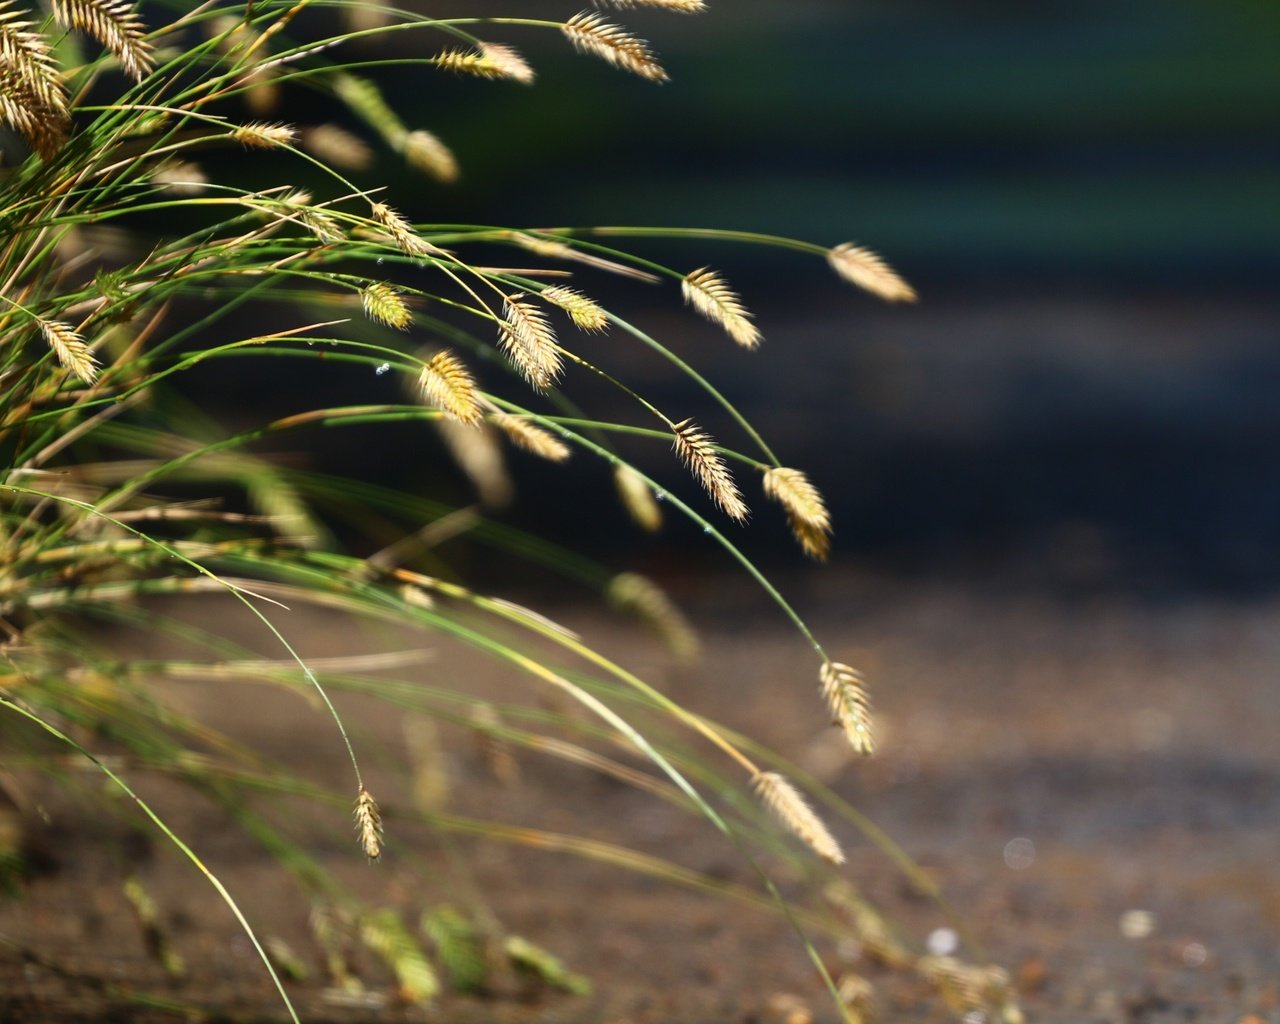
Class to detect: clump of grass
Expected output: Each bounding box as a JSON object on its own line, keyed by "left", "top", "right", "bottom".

{"left": 0, "top": 2, "right": 1011, "bottom": 1021}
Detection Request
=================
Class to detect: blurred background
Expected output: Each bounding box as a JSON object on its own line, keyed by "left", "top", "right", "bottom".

{"left": 281, "top": 0, "right": 1279, "bottom": 593}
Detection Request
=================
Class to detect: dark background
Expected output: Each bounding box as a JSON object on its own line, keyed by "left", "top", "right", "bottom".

{"left": 234, "top": 0, "right": 1280, "bottom": 589}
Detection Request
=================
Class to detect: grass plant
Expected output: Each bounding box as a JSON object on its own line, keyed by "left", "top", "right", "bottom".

{"left": 0, "top": 2, "right": 1017, "bottom": 1020}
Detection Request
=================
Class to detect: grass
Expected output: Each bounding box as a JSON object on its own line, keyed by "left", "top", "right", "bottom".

{"left": 0, "top": 2, "right": 1016, "bottom": 1020}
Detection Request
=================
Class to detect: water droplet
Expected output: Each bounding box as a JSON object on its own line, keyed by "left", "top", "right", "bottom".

{"left": 375, "top": 362, "right": 390, "bottom": 376}
{"left": 654, "top": 491, "right": 667, "bottom": 503}
{"left": 376, "top": 257, "right": 384, "bottom": 265}
{"left": 926, "top": 927, "right": 958, "bottom": 957}
{"left": 702, "top": 525, "right": 712, "bottom": 535}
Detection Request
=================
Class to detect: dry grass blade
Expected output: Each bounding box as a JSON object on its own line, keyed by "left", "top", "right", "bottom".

{"left": 613, "top": 464, "right": 662, "bottom": 532}
{"left": 828, "top": 242, "right": 917, "bottom": 303}
{"left": 763, "top": 466, "right": 831, "bottom": 560}
{"left": 596, "top": 0, "right": 707, "bottom": 11}
{"left": 435, "top": 41, "right": 535, "bottom": 84}
{"left": 360, "top": 282, "right": 410, "bottom": 330}
{"left": 488, "top": 411, "right": 571, "bottom": 462}
{"left": 371, "top": 202, "right": 439, "bottom": 259}
{"left": 513, "top": 233, "right": 661, "bottom": 283}
{"left": 500, "top": 295, "right": 562, "bottom": 390}
{"left": 541, "top": 285, "right": 609, "bottom": 332}
{"left": 753, "top": 770, "right": 845, "bottom": 865}
{"left": 402, "top": 129, "right": 458, "bottom": 183}
{"left": 39, "top": 319, "right": 99, "bottom": 385}
{"left": 682, "top": 267, "right": 762, "bottom": 349}
{"left": 301, "top": 123, "right": 375, "bottom": 171}
{"left": 419, "top": 350, "right": 482, "bottom": 426}
{"left": 562, "top": 11, "right": 668, "bottom": 83}
{"left": 53, "top": 0, "right": 154, "bottom": 81}
{"left": 353, "top": 786, "right": 383, "bottom": 861}
{"left": 232, "top": 121, "right": 296, "bottom": 149}
{"left": 820, "top": 661, "right": 873, "bottom": 755}
{"left": 671, "top": 418, "right": 748, "bottom": 521}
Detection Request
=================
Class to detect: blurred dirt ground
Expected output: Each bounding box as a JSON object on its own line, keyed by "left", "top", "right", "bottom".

{"left": 2, "top": 567, "right": 1278, "bottom": 1023}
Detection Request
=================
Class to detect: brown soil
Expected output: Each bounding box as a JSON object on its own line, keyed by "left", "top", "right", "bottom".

{"left": 2, "top": 569, "right": 1278, "bottom": 1023}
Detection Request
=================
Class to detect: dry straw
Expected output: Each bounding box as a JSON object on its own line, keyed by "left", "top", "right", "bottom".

{"left": 671, "top": 418, "right": 749, "bottom": 521}
{"left": 488, "top": 411, "right": 571, "bottom": 462}
{"left": 419, "top": 350, "right": 482, "bottom": 426}
{"left": 53, "top": 0, "right": 154, "bottom": 82}
{"left": 753, "top": 770, "right": 845, "bottom": 865}
{"left": 682, "top": 267, "right": 762, "bottom": 349}
{"left": 763, "top": 466, "right": 831, "bottom": 561}
{"left": 360, "top": 282, "right": 411, "bottom": 330}
{"left": 541, "top": 286, "right": 609, "bottom": 332}
{"left": 353, "top": 786, "right": 383, "bottom": 861}
{"left": 827, "top": 243, "right": 917, "bottom": 303}
{"left": 562, "top": 12, "right": 668, "bottom": 83}
{"left": 39, "top": 318, "right": 99, "bottom": 384}
{"left": 820, "top": 661, "right": 874, "bottom": 755}
{"left": 435, "top": 42, "right": 535, "bottom": 85}
{"left": 500, "top": 295, "right": 562, "bottom": 390}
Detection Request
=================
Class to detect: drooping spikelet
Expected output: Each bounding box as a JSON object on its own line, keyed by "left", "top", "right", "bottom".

{"left": 371, "top": 202, "right": 439, "bottom": 259}
{"left": 332, "top": 71, "right": 406, "bottom": 148}
{"left": 820, "top": 661, "right": 874, "bottom": 755}
{"left": 354, "top": 786, "right": 383, "bottom": 861}
{"left": 402, "top": 128, "right": 458, "bottom": 183}
{"left": 361, "top": 282, "right": 411, "bottom": 330}
{"left": 488, "top": 411, "right": 571, "bottom": 462}
{"left": 418, "top": 350, "right": 482, "bottom": 426}
{"left": 763, "top": 466, "right": 832, "bottom": 561}
{"left": 434, "top": 41, "right": 535, "bottom": 85}
{"left": 231, "top": 121, "right": 296, "bottom": 149}
{"left": 562, "top": 11, "right": 668, "bottom": 83}
{"left": 0, "top": 3, "right": 71, "bottom": 156}
{"left": 682, "top": 267, "right": 762, "bottom": 349}
{"left": 541, "top": 286, "right": 609, "bottom": 332}
{"left": 39, "top": 318, "right": 99, "bottom": 385}
{"left": 827, "top": 242, "right": 917, "bottom": 303}
{"left": 614, "top": 464, "right": 662, "bottom": 532}
{"left": 500, "top": 295, "right": 562, "bottom": 390}
{"left": 53, "top": 0, "right": 154, "bottom": 81}
{"left": 595, "top": 0, "right": 708, "bottom": 12}
{"left": 608, "top": 572, "right": 699, "bottom": 662}
{"left": 671, "top": 418, "right": 748, "bottom": 521}
{"left": 753, "top": 770, "right": 845, "bottom": 865}
{"left": 301, "top": 123, "right": 375, "bottom": 171}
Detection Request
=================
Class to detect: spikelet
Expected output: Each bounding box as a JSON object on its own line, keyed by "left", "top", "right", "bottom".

{"left": 614, "top": 464, "right": 662, "bottom": 532}
{"left": 419, "top": 350, "right": 482, "bottom": 426}
{"left": 301, "top": 123, "right": 375, "bottom": 171}
{"left": 671, "top": 418, "right": 748, "bottom": 521}
{"left": 820, "top": 661, "right": 874, "bottom": 755}
{"left": 39, "top": 319, "right": 99, "bottom": 384}
{"left": 421, "top": 906, "right": 487, "bottom": 994}
{"left": 402, "top": 128, "right": 458, "bottom": 183}
{"left": 231, "top": 121, "right": 296, "bottom": 149}
{"left": 53, "top": 0, "right": 154, "bottom": 81}
{"left": 295, "top": 205, "right": 343, "bottom": 244}
{"left": 353, "top": 786, "right": 383, "bottom": 861}
{"left": 371, "top": 202, "right": 438, "bottom": 259}
{"left": 360, "top": 908, "right": 440, "bottom": 1004}
{"left": 434, "top": 41, "right": 535, "bottom": 85}
{"left": 489, "top": 411, "right": 571, "bottom": 462}
{"left": 608, "top": 572, "right": 699, "bottom": 662}
{"left": 682, "top": 267, "right": 762, "bottom": 349}
{"left": 500, "top": 295, "right": 562, "bottom": 390}
{"left": 827, "top": 243, "right": 917, "bottom": 303}
{"left": 0, "top": 3, "right": 71, "bottom": 156}
{"left": 763, "top": 466, "right": 831, "bottom": 561}
{"left": 596, "top": 0, "right": 708, "bottom": 11}
{"left": 753, "top": 770, "right": 845, "bottom": 865}
{"left": 541, "top": 286, "right": 609, "bottom": 332}
{"left": 562, "top": 11, "right": 668, "bottom": 83}
{"left": 361, "top": 282, "right": 411, "bottom": 330}
{"left": 332, "top": 72, "right": 407, "bottom": 148}
{"left": 437, "top": 419, "right": 513, "bottom": 508}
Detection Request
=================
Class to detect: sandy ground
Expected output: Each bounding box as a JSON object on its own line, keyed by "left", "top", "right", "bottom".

{"left": 2, "top": 567, "right": 1278, "bottom": 1023}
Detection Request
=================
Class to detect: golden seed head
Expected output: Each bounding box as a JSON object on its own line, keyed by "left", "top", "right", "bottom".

{"left": 671, "top": 418, "right": 749, "bottom": 522}
{"left": 562, "top": 12, "right": 669, "bottom": 83}
{"left": 418, "top": 350, "right": 482, "bottom": 426}
{"left": 0, "top": 6, "right": 72, "bottom": 156}
{"left": 38, "top": 318, "right": 99, "bottom": 385}
{"left": 488, "top": 411, "right": 571, "bottom": 462}
{"left": 354, "top": 786, "right": 383, "bottom": 861}
{"left": 371, "top": 202, "right": 439, "bottom": 259}
{"left": 301, "top": 123, "right": 375, "bottom": 171}
{"left": 827, "top": 242, "right": 917, "bottom": 303}
{"left": 613, "top": 464, "right": 663, "bottom": 533}
{"left": 763, "top": 467, "right": 832, "bottom": 561}
{"left": 541, "top": 285, "right": 609, "bottom": 332}
{"left": 820, "top": 661, "right": 874, "bottom": 756}
{"left": 435, "top": 41, "right": 535, "bottom": 85}
{"left": 231, "top": 121, "right": 296, "bottom": 149}
{"left": 682, "top": 267, "right": 762, "bottom": 349}
{"left": 361, "top": 282, "right": 411, "bottom": 331}
{"left": 402, "top": 128, "right": 458, "bottom": 183}
{"left": 53, "top": 0, "right": 155, "bottom": 82}
{"left": 596, "top": 0, "right": 708, "bottom": 11}
{"left": 499, "top": 295, "right": 562, "bottom": 391}
{"left": 753, "top": 770, "right": 845, "bottom": 865}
